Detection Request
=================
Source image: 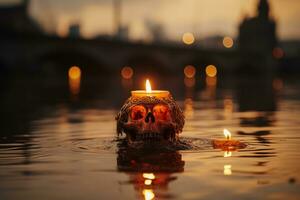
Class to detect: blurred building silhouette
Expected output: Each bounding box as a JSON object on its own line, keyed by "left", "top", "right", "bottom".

{"left": 0, "top": 0, "right": 40, "bottom": 36}
{"left": 238, "top": 0, "right": 277, "bottom": 72}
{"left": 239, "top": 0, "right": 277, "bottom": 56}
{"left": 1, "top": 0, "right": 299, "bottom": 75}
{"left": 69, "top": 24, "right": 81, "bottom": 38}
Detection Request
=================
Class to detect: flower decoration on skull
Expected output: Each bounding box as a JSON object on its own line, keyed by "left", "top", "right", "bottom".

{"left": 116, "top": 95, "right": 185, "bottom": 143}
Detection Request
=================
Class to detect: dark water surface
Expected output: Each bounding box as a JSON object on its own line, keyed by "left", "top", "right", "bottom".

{"left": 0, "top": 75, "right": 300, "bottom": 200}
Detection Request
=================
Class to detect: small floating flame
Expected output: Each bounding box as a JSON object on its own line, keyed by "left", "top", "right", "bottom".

{"left": 146, "top": 79, "right": 152, "bottom": 93}
{"left": 223, "top": 129, "right": 231, "bottom": 140}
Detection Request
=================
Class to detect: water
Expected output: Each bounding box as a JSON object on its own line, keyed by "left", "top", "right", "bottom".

{"left": 0, "top": 75, "right": 300, "bottom": 200}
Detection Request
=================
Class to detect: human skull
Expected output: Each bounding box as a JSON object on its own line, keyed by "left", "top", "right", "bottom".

{"left": 116, "top": 95, "right": 184, "bottom": 143}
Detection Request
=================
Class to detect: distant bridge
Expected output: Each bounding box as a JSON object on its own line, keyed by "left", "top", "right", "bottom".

{"left": 0, "top": 35, "right": 238, "bottom": 75}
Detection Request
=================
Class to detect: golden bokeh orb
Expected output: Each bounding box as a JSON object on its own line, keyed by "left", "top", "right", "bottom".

{"left": 182, "top": 32, "right": 195, "bottom": 45}
{"left": 68, "top": 66, "right": 81, "bottom": 79}
{"left": 121, "top": 66, "right": 134, "bottom": 79}
{"left": 205, "top": 65, "right": 217, "bottom": 77}
{"left": 223, "top": 36, "right": 234, "bottom": 48}
{"left": 184, "top": 65, "right": 196, "bottom": 78}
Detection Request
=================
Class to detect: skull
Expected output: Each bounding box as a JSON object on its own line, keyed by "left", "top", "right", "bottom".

{"left": 116, "top": 96, "right": 184, "bottom": 144}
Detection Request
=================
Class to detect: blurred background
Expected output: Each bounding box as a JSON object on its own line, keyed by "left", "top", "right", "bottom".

{"left": 0, "top": 0, "right": 299, "bottom": 76}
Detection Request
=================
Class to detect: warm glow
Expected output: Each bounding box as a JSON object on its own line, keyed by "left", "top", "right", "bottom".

{"left": 143, "top": 173, "right": 155, "bottom": 180}
{"left": 68, "top": 66, "right": 81, "bottom": 95}
{"left": 224, "top": 98, "right": 233, "bottom": 116}
{"left": 272, "top": 47, "right": 284, "bottom": 59}
{"left": 184, "top": 65, "right": 196, "bottom": 78}
{"left": 184, "top": 77, "right": 195, "bottom": 87}
{"left": 205, "top": 65, "right": 217, "bottom": 77}
{"left": 182, "top": 32, "right": 195, "bottom": 45}
{"left": 273, "top": 79, "right": 283, "bottom": 90}
{"left": 144, "top": 179, "right": 152, "bottom": 185}
{"left": 224, "top": 165, "right": 232, "bottom": 175}
{"left": 206, "top": 76, "right": 217, "bottom": 87}
{"left": 184, "top": 98, "right": 194, "bottom": 118}
{"left": 223, "top": 36, "right": 234, "bottom": 48}
{"left": 143, "top": 189, "right": 155, "bottom": 200}
{"left": 68, "top": 66, "right": 81, "bottom": 79}
{"left": 146, "top": 79, "right": 152, "bottom": 93}
{"left": 224, "top": 151, "right": 232, "bottom": 157}
{"left": 223, "top": 129, "right": 231, "bottom": 140}
{"left": 121, "top": 66, "right": 134, "bottom": 79}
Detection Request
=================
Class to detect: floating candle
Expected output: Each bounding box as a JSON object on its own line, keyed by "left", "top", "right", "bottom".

{"left": 131, "top": 79, "right": 170, "bottom": 98}
{"left": 116, "top": 78, "right": 185, "bottom": 142}
{"left": 212, "top": 129, "right": 246, "bottom": 150}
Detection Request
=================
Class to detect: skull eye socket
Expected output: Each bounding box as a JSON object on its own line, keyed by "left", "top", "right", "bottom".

{"left": 153, "top": 104, "right": 170, "bottom": 120}
{"left": 131, "top": 105, "right": 146, "bottom": 120}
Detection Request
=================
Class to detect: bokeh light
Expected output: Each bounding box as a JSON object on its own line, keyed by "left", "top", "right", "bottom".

{"left": 272, "top": 47, "right": 284, "bottom": 59}
{"left": 224, "top": 151, "right": 232, "bottom": 157}
{"left": 206, "top": 76, "right": 217, "bottom": 87}
{"left": 273, "top": 78, "right": 283, "bottom": 90}
{"left": 205, "top": 65, "right": 217, "bottom": 77}
{"left": 224, "top": 165, "right": 232, "bottom": 175}
{"left": 184, "top": 65, "right": 196, "bottom": 78}
{"left": 144, "top": 179, "right": 152, "bottom": 185}
{"left": 68, "top": 66, "right": 81, "bottom": 95}
{"left": 68, "top": 66, "right": 81, "bottom": 79}
{"left": 182, "top": 32, "right": 195, "bottom": 45}
{"left": 121, "top": 66, "right": 134, "bottom": 79}
{"left": 143, "top": 189, "right": 155, "bottom": 200}
{"left": 184, "top": 77, "right": 195, "bottom": 87}
{"left": 143, "top": 173, "right": 155, "bottom": 180}
{"left": 223, "top": 36, "right": 234, "bottom": 48}
{"left": 184, "top": 98, "right": 194, "bottom": 119}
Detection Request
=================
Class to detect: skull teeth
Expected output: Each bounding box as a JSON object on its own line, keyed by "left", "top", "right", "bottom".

{"left": 136, "top": 133, "right": 162, "bottom": 140}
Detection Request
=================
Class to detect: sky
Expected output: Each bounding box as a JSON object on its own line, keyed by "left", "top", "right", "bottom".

{"left": 1, "top": 0, "right": 300, "bottom": 41}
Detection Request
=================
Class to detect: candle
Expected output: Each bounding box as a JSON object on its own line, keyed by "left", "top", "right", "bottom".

{"left": 131, "top": 79, "right": 170, "bottom": 98}
{"left": 212, "top": 129, "right": 246, "bottom": 150}
{"left": 116, "top": 78, "right": 185, "bottom": 142}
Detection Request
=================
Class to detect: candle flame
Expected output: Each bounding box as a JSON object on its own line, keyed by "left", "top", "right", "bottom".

{"left": 223, "top": 129, "right": 231, "bottom": 140}
{"left": 146, "top": 79, "right": 152, "bottom": 93}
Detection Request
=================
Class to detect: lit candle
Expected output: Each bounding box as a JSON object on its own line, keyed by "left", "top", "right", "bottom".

{"left": 131, "top": 79, "right": 170, "bottom": 98}
{"left": 212, "top": 129, "right": 246, "bottom": 150}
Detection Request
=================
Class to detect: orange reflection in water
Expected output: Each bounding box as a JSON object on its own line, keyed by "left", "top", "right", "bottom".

{"left": 224, "top": 151, "right": 232, "bottom": 158}
{"left": 224, "top": 98, "right": 233, "bottom": 118}
{"left": 184, "top": 77, "right": 195, "bottom": 88}
{"left": 206, "top": 76, "right": 217, "bottom": 87}
{"left": 143, "top": 189, "right": 155, "bottom": 200}
{"left": 184, "top": 98, "right": 194, "bottom": 119}
{"left": 143, "top": 173, "right": 155, "bottom": 180}
{"left": 273, "top": 78, "right": 283, "bottom": 91}
{"left": 182, "top": 32, "right": 195, "bottom": 45}
{"left": 224, "top": 165, "right": 232, "bottom": 175}
{"left": 68, "top": 66, "right": 81, "bottom": 95}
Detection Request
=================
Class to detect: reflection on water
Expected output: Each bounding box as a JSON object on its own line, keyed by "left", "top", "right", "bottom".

{"left": 117, "top": 148, "right": 184, "bottom": 199}
{"left": 68, "top": 66, "right": 81, "bottom": 96}
{"left": 1, "top": 74, "right": 300, "bottom": 199}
